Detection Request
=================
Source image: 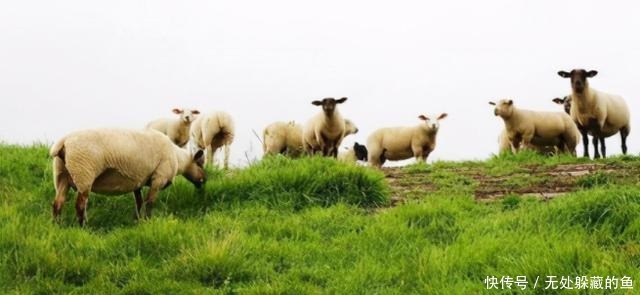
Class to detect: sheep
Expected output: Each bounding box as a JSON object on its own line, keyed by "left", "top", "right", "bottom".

{"left": 302, "top": 97, "right": 349, "bottom": 157}
{"left": 489, "top": 99, "right": 579, "bottom": 155}
{"left": 262, "top": 121, "right": 304, "bottom": 157}
{"left": 50, "top": 128, "right": 206, "bottom": 226}
{"left": 337, "top": 142, "right": 368, "bottom": 163}
{"left": 366, "top": 113, "right": 447, "bottom": 168}
{"left": 264, "top": 118, "right": 359, "bottom": 158}
{"left": 190, "top": 111, "right": 235, "bottom": 169}
{"left": 145, "top": 108, "right": 200, "bottom": 147}
{"left": 557, "top": 69, "right": 630, "bottom": 158}
{"left": 498, "top": 129, "right": 558, "bottom": 155}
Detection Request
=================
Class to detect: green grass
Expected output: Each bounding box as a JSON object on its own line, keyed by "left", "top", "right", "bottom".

{"left": 1, "top": 144, "right": 639, "bottom": 294}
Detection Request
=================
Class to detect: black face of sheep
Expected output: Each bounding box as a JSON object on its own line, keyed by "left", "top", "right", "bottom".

{"left": 353, "top": 142, "right": 368, "bottom": 161}
{"left": 558, "top": 69, "right": 598, "bottom": 94}
{"left": 311, "top": 97, "right": 347, "bottom": 114}
{"left": 552, "top": 96, "right": 572, "bottom": 114}
{"left": 184, "top": 150, "right": 207, "bottom": 189}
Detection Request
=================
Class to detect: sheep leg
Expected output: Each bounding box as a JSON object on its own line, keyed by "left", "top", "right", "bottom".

{"left": 52, "top": 159, "right": 69, "bottom": 221}
{"left": 133, "top": 189, "right": 143, "bottom": 220}
{"left": 75, "top": 191, "right": 89, "bottom": 227}
{"left": 578, "top": 127, "right": 590, "bottom": 158}
{"left": 223, "top": 144, "right": 230, "bottom": 169}
{"left": 598, "top": 136, "right": 606, "bottom": 158}
{"left": 413, "top": 146, "right": 425, "bottom": 163}
{"left": 620, "top": 126, "right": 629, "bottom": 154}
{"left": 143, "top": 186, "right": 160, "bottom": 219}
{"left": 592, "top": 136, "right": 601, "bottom": 159}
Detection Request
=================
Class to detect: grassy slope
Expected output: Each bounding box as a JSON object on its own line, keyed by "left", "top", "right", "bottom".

{"left": 1, "top": 145, "right": 639, "bottom": 294}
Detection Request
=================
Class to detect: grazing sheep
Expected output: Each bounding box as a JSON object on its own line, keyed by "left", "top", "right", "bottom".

{"left": 490, "top": 99, "right": 578, "bottom": 155}
{"left": 50, "top": 128, "right": 206, "bottom": 226}
{"left": 498, "top": 129, "right": 558, "bottom": 155}
{"left": 190, "top": 111, "right": 235, "bottom": 168}
{"left": 366, "top": 113, "right": 447, "bottom": 168}
{"left": 264, "top": 118, "right": 359, "bottom": 158}
{"left": 337, "top": 142, "right": 368, "bottom": 163}
{"left": 146, "top": 108, "right": 200, "bottom": 147}
{"left": 263, "top": 121, "right": 304, "bottom": 157}
{"left": 302, "top": 97, "right": 348, "bottom": 157}
{"left": 558, "top": 69, "right": 630, "bottom": 158}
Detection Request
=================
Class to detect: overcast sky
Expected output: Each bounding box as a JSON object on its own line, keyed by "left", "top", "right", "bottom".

{"left": 1, "top": 0, "right": 639, "bottom": 166}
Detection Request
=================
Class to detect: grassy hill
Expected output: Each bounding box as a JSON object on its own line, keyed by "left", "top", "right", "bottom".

{"left": 1, "top": 144, "right": 639, "bottom": 294}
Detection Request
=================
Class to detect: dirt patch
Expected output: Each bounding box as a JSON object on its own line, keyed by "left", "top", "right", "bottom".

{"left": 382, "top": 162, "right": 627, "bottom": 204}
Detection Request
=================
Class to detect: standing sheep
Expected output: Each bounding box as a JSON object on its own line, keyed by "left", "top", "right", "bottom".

{"left": 50, "top": 128, "right": 206, "bottom": 226}
{"left": 265, "top": 118, "right": 359, "bottom": 158}
{"left": 366, "top": 113, "right": 447, "bottom": 168}
{"left": 190, "top": 111, "right": 235, "bottom": 169}
{"left": 490, "top": 99, "right": 578, "bottom": 155}
{"left": 557, "top": 69, "right": 630, "bottom": 158}
{"left": 146, "top": 108, "right": 200, "bottom": 147}
{"left": 302, "top": 97, "right": 348, "bottom": 157}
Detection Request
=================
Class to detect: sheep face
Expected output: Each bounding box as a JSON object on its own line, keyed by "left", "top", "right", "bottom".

{"left": 418, "top": 113, "right": 447, "bottom": 133}
{"left": 182, "top": 149, "right": 207, "bottom": 188}
{"left": 353, "top": 142, "right": 368, "bottom": 161}
{"left": 311, "top": 97, "right": 347, "bottom": 115}
{"left": 344, "top": 119, "right": 359, "bottom": 135}
{"left": 489, "top": 100, "right": 514, "bottom": 118}
{"left": 173, "top": 108, "right": 201, "bottom": 123}
{"left": 557, "top": 69, "right": 598, "bottom": 94}
{"left": 552, "top": 96, "right": 572, "bottom": 114}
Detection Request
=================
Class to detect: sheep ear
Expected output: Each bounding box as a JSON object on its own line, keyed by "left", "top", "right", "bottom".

{"left": 336, "top": 97, "right": 347, "bottom": 104}
{"left": 488, "top": 101, "right": 496, "bottom": 105}
{"left": 193, "top": 150, "right": 204, "bottom": 161}
{"left": 172, "top": 108, "right": 183, "bottom": 114}
{"left": 587, "top": 70, "right": 598, "bottom": 78}
{"left": 311, "top": 100, "right": 323, "bottom": 106}
{"left": 191, "top": 110, "right": 200, "bottom": 115}
{"left": 507, "top": 100, "right": 513, "bottom": 105}
{"left": 437, "top": 113, "right": 448, "bottom": 120}
{"left": 418, "top": 115, "right": 429, "bottom": 121}
{"left": 558, "top": 71, "right": 571, "bottom": 78}
{"left": 552, "top": 98, "right": 565, "bottom": 104}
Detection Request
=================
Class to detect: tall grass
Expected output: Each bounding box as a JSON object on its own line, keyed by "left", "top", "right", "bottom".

{"left": 0, "top": 145, "right": 639, "bottom": 294}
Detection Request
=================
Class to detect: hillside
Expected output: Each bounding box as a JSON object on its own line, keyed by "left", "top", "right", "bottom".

{"left": 1, "top": 145, "right": 639, "bottom": 294}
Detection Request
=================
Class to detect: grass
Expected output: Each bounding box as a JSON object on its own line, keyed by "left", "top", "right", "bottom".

{"left": 1, "top": 144, "right": 639, "bottom": 294}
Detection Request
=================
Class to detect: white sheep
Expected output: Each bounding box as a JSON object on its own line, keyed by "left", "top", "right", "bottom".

{"left": 146, "top": 108, "right": 200, "bottom": 147}
{"left": 558, "top": 69, "right": 630, "bottom": 158}
{"left": 490, "top": 99, "right": 579, "bottom": 155}
{"left": 498, "top": 129, "right": 558, "bottom": 155}
{"left": 302, "top": 97, "right": 348, "bottom": 157}
{"left": 50, "top": 128, "right": 206, "bottom": 226}
{"left": 190, "top": 111, "right": 235, "bottom": 169}
{"left": 366, "top": 113, "right": 447, "bottom": 168}
{"left": 262, "top": 121, "right": 304, "bottom": 157}
{"left": 264, "top": 118, "right": 359, "bottom": 158}
{"left": 337, "top": 142, "right": 368, "bottom": 163}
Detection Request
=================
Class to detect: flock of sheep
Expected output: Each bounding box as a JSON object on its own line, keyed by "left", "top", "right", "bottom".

{"left": 49, "top": 68, "right": 631, "bottom": 226}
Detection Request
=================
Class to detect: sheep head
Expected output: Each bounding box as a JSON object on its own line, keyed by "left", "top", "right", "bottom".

{"left": 557, "top": 69, "right": 597, "bottom": 94}
{"left": 418, "top": 113, "right": 447, "bottom": 133}
{"left": 489, "top": 99, "right": 514, "bottom": 118}
{"left": 311, "top": 97, "right": 347, "bottom": 115}
{"left": 552, "top": 96, "right": 572, "bottom": 115}
{"left": 172, "top": 108, "right": 201, "bottom": 123}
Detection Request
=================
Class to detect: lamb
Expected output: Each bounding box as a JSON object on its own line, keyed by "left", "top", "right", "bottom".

{"left": 302, "top": 97, "right": 349, "bottom": 157}
{"left": 190, "top": 111, "right": 235, "bottom": 168}
{"left": 264, "top": 118, "right": 359, "bottom": 157}
{"left": 557, "top": 69, "right": 630, "bottom": 158}
{"left": 146, "top": 108, "right": 200, "bottom": 147}
{"left": 489, "top": 99, "right": 579, "bottom": 155}
{"left": 50, "top": 128, "right": 206, "bottom": 226}
{"left": 366, "top": 113, "right": 447, "bottom": 168}
{"left": 337, "top": 142, "right": 368, "bottom": 163}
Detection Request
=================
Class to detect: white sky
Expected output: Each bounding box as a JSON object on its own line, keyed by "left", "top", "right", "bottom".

{"left": 1, "top": 0, "right": 639, "bottom": 166}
